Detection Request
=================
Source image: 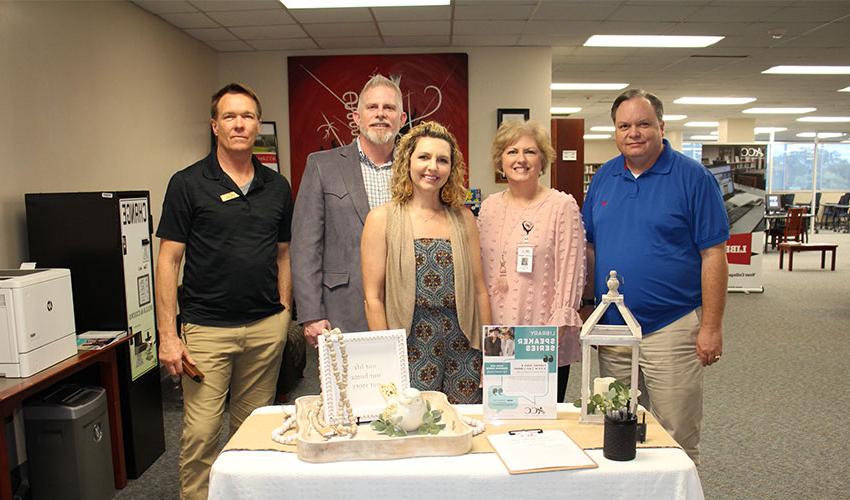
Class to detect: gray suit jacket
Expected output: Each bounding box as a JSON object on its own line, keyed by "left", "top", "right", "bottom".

{"left": 291, "top": 142, "right": 371, "bottom": 333}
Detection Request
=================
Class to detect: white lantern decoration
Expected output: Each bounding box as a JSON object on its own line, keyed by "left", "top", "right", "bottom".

{"left": 579, "top": 270, "right": 642, "bottom": 424}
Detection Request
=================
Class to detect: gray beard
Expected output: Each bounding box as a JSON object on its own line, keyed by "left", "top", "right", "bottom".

{"left": 361, "top": 127, "right": 396, "bottom": 145}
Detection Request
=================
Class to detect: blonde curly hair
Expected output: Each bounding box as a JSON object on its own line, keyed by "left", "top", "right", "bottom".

{"left": 490, "top": 120, "right": 555, "bottom": 175}
{"left": 391, "top": 121, "right": 467, "bottom": 208}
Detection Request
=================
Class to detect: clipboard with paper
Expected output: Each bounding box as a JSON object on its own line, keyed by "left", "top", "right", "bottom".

{"left": 486, "top": 429, "right": 598, "bottom": 474}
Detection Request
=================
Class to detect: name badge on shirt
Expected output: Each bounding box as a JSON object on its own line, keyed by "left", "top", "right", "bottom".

{"left": 220, "top": 191, "right": 239, "bottom": 202}
{"left": 516, "top": 244, "right": 534, "bottom": 273}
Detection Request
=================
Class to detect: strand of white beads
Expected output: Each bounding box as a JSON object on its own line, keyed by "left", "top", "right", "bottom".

{"left": 271, "top": 411, "right": 298, "bottom": 445}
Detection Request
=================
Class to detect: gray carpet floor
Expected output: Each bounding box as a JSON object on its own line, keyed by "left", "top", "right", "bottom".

{"left": 115, "top": 231, "right": 850, "bottom": 499}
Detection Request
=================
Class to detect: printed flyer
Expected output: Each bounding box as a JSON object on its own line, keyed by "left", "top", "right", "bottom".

{"left": 482, "top": 325, "right": 558, "bottom": 420}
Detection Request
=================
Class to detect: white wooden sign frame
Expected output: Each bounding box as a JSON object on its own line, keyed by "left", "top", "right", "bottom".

{"left": 318, "top": 329, "right": 410, "bottom": 424}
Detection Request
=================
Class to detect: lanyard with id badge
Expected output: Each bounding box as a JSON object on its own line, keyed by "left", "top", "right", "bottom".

{"left": 516, "top": 220, "right": 535, "bottom": 274}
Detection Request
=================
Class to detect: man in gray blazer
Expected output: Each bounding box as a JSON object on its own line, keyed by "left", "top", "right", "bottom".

{"left": 292, "top": 75, "right": 406, "bottom": 345}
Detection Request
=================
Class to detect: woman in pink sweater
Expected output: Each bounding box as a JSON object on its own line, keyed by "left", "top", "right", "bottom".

{"left": 478, "top": 120, "right": 587, "bottom": 402}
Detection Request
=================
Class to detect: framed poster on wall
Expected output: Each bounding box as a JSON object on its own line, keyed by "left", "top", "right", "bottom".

{"left": 254, "top": 121, "right": 280, "bottom": 172}
{"left": 287, "top": 53, "right": 469, "bottom": 195}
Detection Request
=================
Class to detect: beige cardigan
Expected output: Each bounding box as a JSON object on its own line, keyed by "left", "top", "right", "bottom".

{"left": 384, "top": 203, "right": 482, "bottom": 350}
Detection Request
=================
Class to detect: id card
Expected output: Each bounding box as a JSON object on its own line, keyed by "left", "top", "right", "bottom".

{"left": 516, "top": 245, "right": 534, "bottom": 273}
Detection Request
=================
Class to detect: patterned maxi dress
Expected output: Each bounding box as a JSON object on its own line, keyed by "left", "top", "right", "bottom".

{"left": 407, "top": 238, "right": 482, "bottom": 404}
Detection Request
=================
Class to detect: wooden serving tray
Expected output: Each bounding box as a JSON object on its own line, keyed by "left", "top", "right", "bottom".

{"left": 294, "top": 391, "right": 472, "bottom": 463}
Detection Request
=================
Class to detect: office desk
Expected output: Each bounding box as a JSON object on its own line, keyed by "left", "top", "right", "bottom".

{"left": 0, "top": 337, "right": 129, "bottom": 500}
{"left": 209, "top": 405, "right": 704, "bottom": 500}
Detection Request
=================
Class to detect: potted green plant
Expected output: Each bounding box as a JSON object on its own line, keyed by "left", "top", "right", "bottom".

{"left": 576, "top": 380, "right": 639, "bottom": 461}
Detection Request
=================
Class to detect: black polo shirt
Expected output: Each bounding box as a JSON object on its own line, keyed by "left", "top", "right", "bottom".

{"left": 157, "top": 152, "right": 293, "bottom": 327}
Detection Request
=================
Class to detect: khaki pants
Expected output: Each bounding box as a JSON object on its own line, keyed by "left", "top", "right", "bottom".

{"left": 597, "top": 309, "right": 703, "bottom": 464}
{"left": 179, "top": 309, "right": 290, "bottom": 500}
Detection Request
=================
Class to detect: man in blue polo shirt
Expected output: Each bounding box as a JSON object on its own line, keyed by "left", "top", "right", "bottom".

{"left": 155, "top": 83, "right": 293, "bottom": 499}
{"left": 582, "top": 89, "right": 729, "bottom": 464}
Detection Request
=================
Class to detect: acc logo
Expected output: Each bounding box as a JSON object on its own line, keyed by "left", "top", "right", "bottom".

{"left": 738, "top": 147, "right": 764, "bottom": 158}
{"left": 726, "top": 233, "right": 752, "bottom": 265}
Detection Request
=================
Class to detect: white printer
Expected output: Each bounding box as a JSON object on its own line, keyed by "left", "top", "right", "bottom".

{"left": 0, "top": 269, "right": 77, "bottom": 377}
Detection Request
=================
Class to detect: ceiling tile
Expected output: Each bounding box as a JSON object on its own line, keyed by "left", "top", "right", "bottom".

{"left": 192, "top": 0, "right": 281, "bottom": 11}
{"left": 131, "top": 1, "right": 196, "bottom": 14}
{"left": 191, "top": 0, "right": 283, "bottom": 12}
{"left": 316, "top": 37, "right": 385, "bottom": 49}
{"left": 454, "top": 0, "right": 538, "bottom": 4}
{"left": 518, "top": 34, "right": 588, "bottom": 46}
{"left": 372, "top": 6, "right": 451, "bottom": 21}
{"left": 451, "top": 34, "right": 520, "bottom": 46}
{"left": 159, "top": 12, "right": 218, "bottom": 29}
{"left": 230, "top": 25, "right": 307, "bottom": 39}
{"left": 764, "top": 6, "right": 850, "bottom": 22}
{"left": 607, "top": 4, "right": 703, "bottom": 22}
{"left": 383, "top": 35, "right": 450, "bottom": 47}
{"left": 185, "top": 27, "right": 238, "bottom": 41}
{"left": 206, "top": 9, "right": 295, "bottom": 27}
{"left": 304, "top": 22, "right": 378, "bottom": 38}
{"left": 205, "top": 40, "right": 254, "bottom": 52}
{"left": 379, "top": 21, "right": 450, "bottom": 36}
{"left": 246, "top": 38, "right": 319, "bottom": 50}
{"left": 288, "top": 8, "right": 373, "bottom": 23}
{"left": 454, "top": 5, "right": 535, "bottom": 20}
{"left": 454, "top": 20, "right": 525, "bottom": 35}
{"left": 522, "top": 20, "right": 601, "bottom": 37}
{"left": 685, "top": 5, "right": 784, "bottom": 22}
{"left": 589, "top": 21, "right": 679, "bottom": 35}
{"left": 664, "top": 22, "right": 753, "bottom": 36}
{"left": 531, "top": 3, "right": 619, "bottom": 21}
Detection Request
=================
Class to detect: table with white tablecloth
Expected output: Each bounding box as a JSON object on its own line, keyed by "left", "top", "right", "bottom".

{"left": 208, "top": 404, "right": 704, "bottom": 500}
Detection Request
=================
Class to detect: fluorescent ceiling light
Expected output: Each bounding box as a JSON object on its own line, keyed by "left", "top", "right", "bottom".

{"left": 743, "top": 107, "right": 816, "bottom": 114}
{"left": 675, "top": 97, "right": 756, "bottom": 105}
{"left": 590, "top": 126, "right": 615, "bottom": 132}
{"left": 551, "top": 83, "right": 628, "bottom": 91}
{"left": 796, "top": 132, "right": 845, "bottom": 139}
{"left": 663, "top": 114, "right": 687, "bottom": 121}
{"left": 584, "top": 35, "right": 723, "bottom": 48}
{"left": 551, "top": 107, "right": 582, "bottom": 114}
{"left": 754, "top": 127, "right": 788, "bottom": 134}
{"left": 689, "top": 135, "right": 718, "bottom": 140}
{"left": 797, "top": 116, "right": 850, "bottom": 123}
{"left": 281, "top": 0, "right": 448, "bottom": 7}
{"left": 763, "top": 65, "right": 850, "bottom": 75}
{"left": 684, "top": 121, "right": 719, "bottom": 127}
{"left": 583, "top": 134, "right": 611, "bottom": 140}
{"left": 839, "top": 86, "right": 850, "bottom": 92}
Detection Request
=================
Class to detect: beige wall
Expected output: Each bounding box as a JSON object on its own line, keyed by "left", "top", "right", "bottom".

{"left": 0, "top": 1, "right": 217, "bottom": 267}
{"left": 218, "top": 46, "right": 552, "bottom": 199}
{"left": 585, "top": 140, "right": 620, "bottom": 164}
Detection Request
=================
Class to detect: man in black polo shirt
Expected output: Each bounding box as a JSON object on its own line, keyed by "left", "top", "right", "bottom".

{"left": 155, "top": 83, "right": 292, "bottom": 500}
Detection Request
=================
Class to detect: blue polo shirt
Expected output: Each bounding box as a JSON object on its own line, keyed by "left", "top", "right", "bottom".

{"left": 582, "top": 139, "right": 729, "bottom": 334}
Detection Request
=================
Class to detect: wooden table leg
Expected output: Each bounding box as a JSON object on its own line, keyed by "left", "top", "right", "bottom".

{"left": 0, "top": 413, "right": 12, "bottom": 500}
{"left": 821, "top": 250, "right": 826, "bottom": 269}
{"left": 98, "top": 350, "right": 128, "bottom": 490}
{"left": 831, "top": 248, "right": 837, "bottom": 271}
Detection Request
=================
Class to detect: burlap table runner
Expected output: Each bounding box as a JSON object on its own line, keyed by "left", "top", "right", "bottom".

{"left": 223, "top": 409, "right": 679, "bottom": 454}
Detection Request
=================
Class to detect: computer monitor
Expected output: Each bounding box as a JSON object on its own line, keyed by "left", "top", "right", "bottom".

{"left": 766, "top": 194, "right": 782, "bottom": 213}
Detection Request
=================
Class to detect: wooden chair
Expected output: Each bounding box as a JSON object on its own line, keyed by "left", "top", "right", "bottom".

{"left": 770, "top": 207, "right": 807, "bottom": 249}
{"left": 782, "top": 207, "right": 807, "bottom": 243}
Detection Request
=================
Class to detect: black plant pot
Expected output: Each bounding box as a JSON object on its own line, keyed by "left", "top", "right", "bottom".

{"left": 603, "top": 414, "right": 637, "bottom": 461}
